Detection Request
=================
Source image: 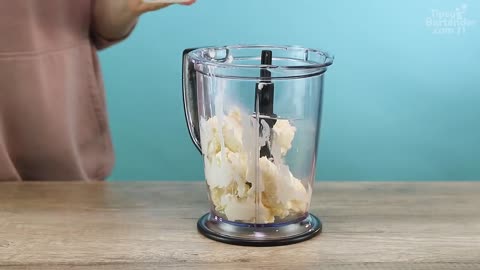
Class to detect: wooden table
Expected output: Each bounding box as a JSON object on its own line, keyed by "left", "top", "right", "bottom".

{"left": 0, "top": 182, "right": 479, "bottom": 269}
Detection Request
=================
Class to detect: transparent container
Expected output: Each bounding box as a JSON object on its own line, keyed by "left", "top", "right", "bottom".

{"left": 182, "top": 45, "right": 333, "bottom": 246}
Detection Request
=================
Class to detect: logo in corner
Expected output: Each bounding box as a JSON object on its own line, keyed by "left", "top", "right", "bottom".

{"left": 425, "top": 3, "right": 477, "bottom": 35}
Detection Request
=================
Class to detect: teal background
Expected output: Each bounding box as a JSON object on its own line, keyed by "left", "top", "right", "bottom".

{"left": 100, "top": 0, "right": 480, "bottom": 181}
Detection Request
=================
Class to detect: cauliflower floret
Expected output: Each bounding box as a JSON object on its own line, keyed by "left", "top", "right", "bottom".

{"left": 223, "top": 195, "right": 274, "bottom": 223}
{"left": 272, "top": 119, "right": 296, "bottom": 156}
{"left": 259, "top": 157, "right": 309, "bottom": 219}
{"left": 200, "top": 107, "right": 310, "bottom": 224}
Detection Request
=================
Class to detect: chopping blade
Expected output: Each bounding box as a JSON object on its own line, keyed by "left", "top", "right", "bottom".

{"left": 255, "top": 50, "right": 277, "bottom": 159}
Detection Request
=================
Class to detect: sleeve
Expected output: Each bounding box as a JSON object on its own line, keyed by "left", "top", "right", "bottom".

{"left": 89, "top": 0, "right": 138, "bottom": 50}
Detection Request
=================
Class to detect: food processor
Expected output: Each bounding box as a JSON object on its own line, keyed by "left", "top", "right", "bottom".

{"left": 182, "top": 45, "right": 334, "bottom": 246}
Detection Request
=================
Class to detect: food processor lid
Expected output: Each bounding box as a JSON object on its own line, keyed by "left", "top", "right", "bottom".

{"left": 187, "top": 45, "right": 334, "bottom": 80}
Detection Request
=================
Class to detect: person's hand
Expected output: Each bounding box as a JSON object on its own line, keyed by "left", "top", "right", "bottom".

{"left": 128, "top": 0, "right": 196, "bottom": 16}
{"left": 93, "top": 0, "right": 196, "bottom": 42}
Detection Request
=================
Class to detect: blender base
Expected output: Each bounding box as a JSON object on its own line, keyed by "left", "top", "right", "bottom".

{"left": 197, "top": 213, "right": 322, "bottom": 246}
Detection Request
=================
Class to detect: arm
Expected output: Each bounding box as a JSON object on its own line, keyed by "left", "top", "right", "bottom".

{"left": 92, "top": 0, "right": 195, "bottom": 41}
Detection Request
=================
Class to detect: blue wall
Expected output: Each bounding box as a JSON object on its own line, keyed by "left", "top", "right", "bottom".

{"left": 100, "top": 0, "right": 480, "bottom": 181}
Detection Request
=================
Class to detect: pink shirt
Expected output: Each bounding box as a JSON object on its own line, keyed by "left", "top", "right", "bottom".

{"left": 0, "top": 0, "right": 133, "bottom": 181}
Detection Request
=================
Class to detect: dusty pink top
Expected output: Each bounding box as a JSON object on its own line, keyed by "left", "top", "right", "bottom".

{"left": 0, "top": 0, "right": 133, "bottom": 181}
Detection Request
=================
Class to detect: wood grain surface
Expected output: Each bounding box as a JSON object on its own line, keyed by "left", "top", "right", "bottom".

{"left": 0, "top": 182, "right": 479, "bottom": 269}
